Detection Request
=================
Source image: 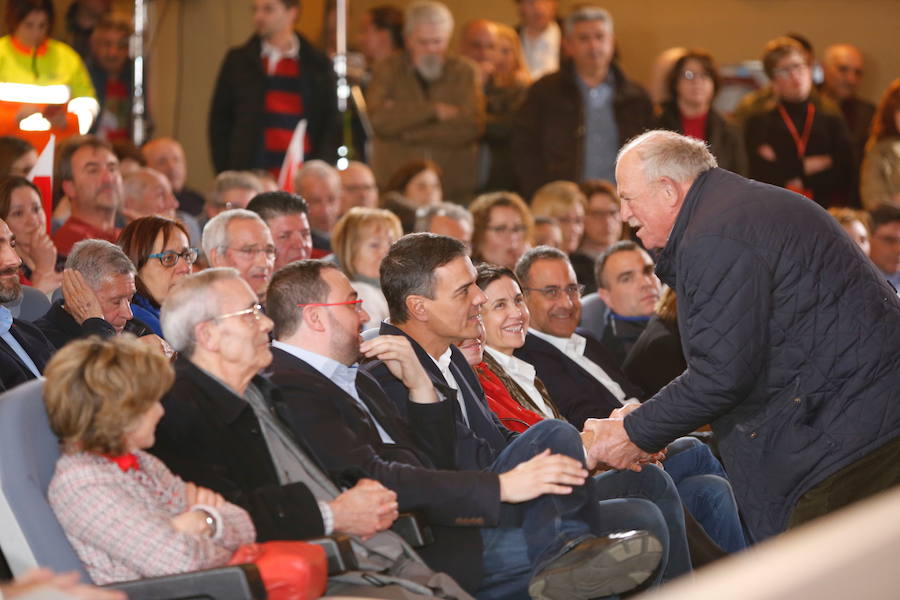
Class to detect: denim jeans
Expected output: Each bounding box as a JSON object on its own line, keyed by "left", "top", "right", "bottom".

{"left": 663, "top": 437, "right": 748, "bottom": 553}
{"left": 475, "top": 420, "right": 677, "bottom": 600}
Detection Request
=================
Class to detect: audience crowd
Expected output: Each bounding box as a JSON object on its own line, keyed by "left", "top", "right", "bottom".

{"left": 1, "top": 0, "right": 899, "bottom": 599}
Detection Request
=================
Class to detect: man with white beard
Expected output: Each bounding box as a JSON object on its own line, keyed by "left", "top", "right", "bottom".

{"left": 367, "top": 0, "right": 485, "bottom": 205}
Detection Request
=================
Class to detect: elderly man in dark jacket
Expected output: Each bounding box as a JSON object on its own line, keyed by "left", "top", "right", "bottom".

{"left": 586, "top": 130, "right": 900, "bottom": 543}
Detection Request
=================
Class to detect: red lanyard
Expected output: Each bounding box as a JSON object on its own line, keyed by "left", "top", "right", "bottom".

{"left": 777, "top": 102, "right": 816, "bottom": 159}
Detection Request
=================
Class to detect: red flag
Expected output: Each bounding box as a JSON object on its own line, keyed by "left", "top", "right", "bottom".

{"left": 27, "top": 134, "right": 55, "bottom": 233}
{"left": 277, "top": 119, "right": 307, "bottom": 193}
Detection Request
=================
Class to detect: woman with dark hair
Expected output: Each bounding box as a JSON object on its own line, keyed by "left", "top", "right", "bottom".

{"left": 117, "top": 216, "right": 196, "bottom": 337}
{"left": 655, "top": 49, "right": 746, "bottom": 174}
{"left": 0, "top": 175, "right": 60, "bottom": 294}
{"left": 0, "top": 0, "right": 98, "bottom": 136}
{"left": 0, "top": 136, "right": 38, "bottom": 177}
{"left": 860, "top": 78, "right": 900, "bottom": 210}
{"left": 468, "top": 191, "right": 533, "bottom": 268}
{"left": 380, "top": 159, "right": 443, "bottom": 232}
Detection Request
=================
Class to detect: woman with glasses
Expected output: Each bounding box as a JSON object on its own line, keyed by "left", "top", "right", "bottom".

{"left": 469, "top": 191, "right": 534, "bottom": 268}
{"left": 118, "top": 216, "right": 197, "bottom": 338}
{"left": 655, "top": 49, "right": 746, "bottom": 175}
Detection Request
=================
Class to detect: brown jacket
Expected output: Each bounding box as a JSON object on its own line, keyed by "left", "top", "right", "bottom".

{"left": 367, "top": 52, "right": 485, "bottom": 205}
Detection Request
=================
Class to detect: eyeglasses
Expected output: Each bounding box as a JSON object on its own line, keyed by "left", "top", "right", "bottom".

{"left": 773, "top": 62, "right": 809, "bottom": 79}
{"left": 226, "top": 245, "right": 277, "bottom": 259}
{"left": 213, "top": 303, "right": 265, "bottom": 322}
{"left": 147, "top": 247, "right": 199, "bottom": 267}
{"left": 297, "top": 299, "right": 364, "bottom": 313}
{"left": 680, "top": 69, "right": 712, "bottom": 81}
{"left": 523, "top": 284, "right": 585, "bottom": 300}
{"left": 485, "top": 224, "right": 528, "bottom": 236}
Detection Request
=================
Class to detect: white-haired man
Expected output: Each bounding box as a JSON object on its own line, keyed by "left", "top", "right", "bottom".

{"left": 294, "top": 160, "right": 341, "bottom": 256}
{"left": 586, "top": 129, "right": 900, "bottom": 543}
{"left": 203, "top": 209, "right": 275, "bottom": 303}
{"left": 367, "top": 0, "right": 485, "bottom": 205}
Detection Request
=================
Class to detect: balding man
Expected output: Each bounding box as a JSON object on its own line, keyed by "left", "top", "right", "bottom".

{"left": 294, "top": 160, "right": 342, "bottom": 255}
{"left": 820, "top": 43, "right": 876, "bottom": 170}
{"left": 203, "top": 209, "right": 275, "bottom": 303}
{"left": 122, "top": 168, "right": 179, "bottom": 221}
{"left": 459, "top": 19, "right": 498, "bottom": 86}
{"left": 338, "top": 161, "right": 379, "bottom": 214}
{"left": 585, "top": 130, "right": 900, "bottom": 543}
{"left": 142, "top": 137, "right": 205, "bottom": 217}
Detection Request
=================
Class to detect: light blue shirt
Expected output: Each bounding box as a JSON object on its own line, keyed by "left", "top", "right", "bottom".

{"left": 272, "top": 340, "right": 396, "bottom": 444}
{"left": 0, "top": 306, "right": 41, "bottom": 377}
{"left": 577, "top": 72, "right": 619, "bottom": 182}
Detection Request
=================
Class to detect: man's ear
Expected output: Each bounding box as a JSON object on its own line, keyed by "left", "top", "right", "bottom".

{"left": 596, "top": 285, "right": 611, "bottom": 306}
{"left": 207, "top": 247, "right": 221, "bottom": 267}
{"left": 61, "top": 179, "right": 76, "bottom": 202}
{"left": 301, "top": 306, "right": 327, "bottom": 333}
{"left": 194, "top": 321, "right": 216, "bottom": 353}
{"left": 406, "top": 294, "right": 428, "bottom": 322}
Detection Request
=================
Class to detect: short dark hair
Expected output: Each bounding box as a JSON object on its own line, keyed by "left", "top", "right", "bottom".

{"left": 380, "top": 233, "right": 467, "bottom": 323}
{"left": 475, "top": 263, "right": 521, "bottom": 291}
{"left": 277, "top": 0, "right": 300, "bottom": 9}
{"left": 57, "top": 135, "right": 113, "bottom": 183}
{"left": 267, "top": 260, "right": 340, "bottom": 338}
{"left": 514, "top": 245, "right": 569, "bottom": 288}
{"left": 595, "top": 240, "right": 640, "bottom": 289}
{"left": 762, "top": 36, "right": 808, "bottom": 79}
{"left": 0, "top": 137, "right": 35, "bottom": 177}
{"left": 247, "top": 191, "right": 309, "bottom": 222}
{"left": 666, "top": 49, "right": 721, "bottom": 102}
{"left": 383, "top": 159, "right": 442, "bottom": 196}
{"left": 0, "top": 176, "right": 41, "bottom": 221}
{"left": 369, "top": 4, "right": 405, "bottom": 50}
{"left": 117, "top": 216, "right": 190, "bottom": 304}
{"left": 5, "top": 0, "right": 54, "bottom": 36}
{"left": 870, "top": 204, "right": 900, "bottom": 233}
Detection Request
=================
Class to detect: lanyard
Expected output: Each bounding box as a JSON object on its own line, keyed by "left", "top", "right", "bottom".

{"left": 777, "top": 102, "right": 816, "bottom": 159}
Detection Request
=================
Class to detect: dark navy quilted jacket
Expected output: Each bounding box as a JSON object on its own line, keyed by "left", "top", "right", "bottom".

{"left": 624, "top": 168, "right": 900, "bottom": 541}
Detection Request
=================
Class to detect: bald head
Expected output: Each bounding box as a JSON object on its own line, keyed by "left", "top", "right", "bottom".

{"left": 122, "top": 167, "right": 179, "bottom": 220}
{"left": 459, "top": 19, "right": 498, "bottom": 78}
{"left": 142, "top": 137, "right": 187, "bottom": 192}
{"left": 822, "top": 43, "right": 865, "bottom": 101}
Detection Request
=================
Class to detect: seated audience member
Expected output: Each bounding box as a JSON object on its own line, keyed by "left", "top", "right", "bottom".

{"left": 45, "top": 335, "right": 256, "bottom": 585}
{"left": 531, "top": 182, "right": 586, "bottom": 277}
{"left": 52, "top": 136, "right": 123, "bottom": 256}
{"left": 85, "top": 13, "right": 134, "bottom": 142}
{"left": 246, "top": 192, "right": 313, "bottom": 269}
{"left": 743, "top": 37, "right": 854, "bottom": 208}
{"left": 264, "top": 260, "right": 667, "bottom": 595}
{"left": 203, "top": 170, "right": 263, "bottom": 225}
{"left": 468, "top": 191, "right": 532, "bottom": 268}
{"left": 0, "top": 218, "right": 54, "bottom": 390}
{"left": 339, "top": 161, "right": 380, "bottom": 214}
{"left": 111, "top": 139, "right": 145, "bottom": 174}
{"left": 0, "top": 136, "right": 38, "bottom": 177}
{"left": 294, "top": 160, "right": 342, "bottom": 256}
{"left": 142, "top": 138, "right": 206, "bottom": 217}
{"left": 382, "top": 159, "right": 444, "bottom": 232}
{"left": 117, "top": 216, "right": 196, "bottom": 337}
{"left": 414, "top": 202, "right": 474, "bottom": 249}
{"left": 367, "top": 1, "right": 485, "bottom": 205}
{"left": 623, "top": 287, "right": 686, "bottom": 398}
{"left": 151, "top": 268, "right": 470, "bottom": 599}
{"left": 655, "top": 49, "right": 746, "bottom": 175}
{"left": 121, "top": 168, "right": 179, "bottom": 222}
{"left": 330, "top": 207, "right": 402, "bottom": 329}
{"left": 0, "top": 177, "right": 61, "bottom": 294}
{"left": 868, "top": 204, "right": 900, "bottom": 291}
{"left": 860, "top": 78, "right": 900, "bottom": 210}
{"left": 827, "top": 207, "right": 871, "bottom": 256}
{"left": 571, "top": 179, "right": 622, "bottom": 293}
{"left": 250, "top": 170, "right": 279, "bottom": 193}
{"left": 532, "top": 216, "right": 562, "bottom": 249}
{"left": 365, "top": 233, "right": 696, "bottom": 594}
{"left": 202, "top": 209, "right": 275, "bottom": 304}
{"left": 594, "top": 241, "right": 662, "bottom": 367}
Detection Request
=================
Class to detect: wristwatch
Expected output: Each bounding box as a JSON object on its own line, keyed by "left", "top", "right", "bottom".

{"left": 197, "top": 509, "right": 217, "bottom": 537}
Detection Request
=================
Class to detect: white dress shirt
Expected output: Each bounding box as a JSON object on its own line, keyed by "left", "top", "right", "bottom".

{"left": 484, "top": 345, "right": 555, "bottom": 419}
{"left": 520, "top": 22, "right": 561, "bottom": 80}
{"left": 430, "top": 347, "right": 470, "bottom": 426}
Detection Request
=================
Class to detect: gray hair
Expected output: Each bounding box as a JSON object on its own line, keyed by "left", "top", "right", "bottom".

{"left": 563, "top": 5, "right": 613, "bottom": 37}
{"left": 122, "top": 168, "right": 163, "bottom": 210}
{"left": 65, "top": 239, "right": 136, "bottom": 290}
{"left": 209, "top": 170, "right": 262, "bottom": 209}
{"left": 414, "top": 202, "right": 473, "bottom": 232}
{"left": 514, "top": 245, "right": 569, "bottom": 287}
{"left": 161, "top": 267, "right": 241, "bottom": 356}
{"left": 201, "top": 208, "right": 267, "bottom": 258}
{"left": 404, "top": 0, "right": 453, "bottom": 36}
{"left": 294, "top": 160, "right": 340, "bottom": 194}
{"left": 617, "top": 130, "right": 717, "bottom": 185}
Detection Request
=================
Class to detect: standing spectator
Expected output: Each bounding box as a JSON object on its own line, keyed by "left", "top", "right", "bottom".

{"left": 514, "top": 0, "right": 560, "bottom": 80}
{"left": 64, "top": 0, "right": 112, "bottom": 59}
{"left": 744, "top": 37, "right": 854, "bottom": 208}
{"left": 52, "top": 136, "right": 122, "bottom": 256}
{"left": 655, "top": 49, "right": 746, "bottom": 174}
{"left": 357, "top": 4, "right": 404, "bottom": 79}
{"left": 868, "top": 204, "right": 900, "bottom": 291}
{"left": 820, "top": 43, "right": 876, "bottom": 171}
{"left": 860, "top": 79, "right": 900, "bottom": 210}
{"left": 339, "top": 160, "right": 379, "bottom": 214}
{"left": 513, "top": 5, "right": 653, "bottom": 198}
{"left": 294, "top": 160, "right": 341, "bottom": 256}
{"left": 0, "top": 177, "right": 60, "bottom": 295}
{"left": 458, "top": 19, "right": 498, "bottom": 86}
{"left": 469, "top": 191, "right": 533, "bottom": 269}
{"left": 0, "top": 137, "right": 37, "bottom": 177}
{"left": 86, "top": 13, "right": 134, "bottom": 142}
{"left": 367, "top": 0, "right": 485, "bottom": 205}
{"left": 142, "top": 138, "right": 206, "bottom": 217}
{"left": 208, "top": 0, "right": 338, "bottom": 176}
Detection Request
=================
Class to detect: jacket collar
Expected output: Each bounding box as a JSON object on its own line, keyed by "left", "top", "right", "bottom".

{"left": 174, "top": 355, "right": 274, "bottom": 425}
{"left": 654, "top": 167, "right": 716, "bottom": 287}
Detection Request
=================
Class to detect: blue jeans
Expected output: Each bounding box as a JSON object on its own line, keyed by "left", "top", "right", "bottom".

{"left": 476, "top": 420, "right": 675, "bottom": 600}
{"left": 663, "top": 437, "right": 748, "bottom": 554}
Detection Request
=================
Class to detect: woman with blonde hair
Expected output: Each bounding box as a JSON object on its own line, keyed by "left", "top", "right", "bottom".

{"left": 469, "top": 191, "right": 533, "bottom": 268}
{"left": 331, "top": 207, "right": 402, "bottom": 329}
{"left": 530, "top": 181, "right": 586, "bottom": 255}
{"left": 860, "top": 78, "right": 900, "bottom": 209}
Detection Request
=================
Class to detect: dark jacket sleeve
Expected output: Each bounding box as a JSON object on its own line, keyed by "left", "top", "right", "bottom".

{"left": 208, "top": 50, "right": 238, "bottom": 173}
{"left": 511, "top": 79, "right": 552, "bottom": 199}
{"left": 625, "top": 235, "right": 772, "bottom": 451}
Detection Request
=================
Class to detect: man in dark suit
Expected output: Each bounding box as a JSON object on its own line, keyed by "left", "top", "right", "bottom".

{"left": 0, "top": 219, "right": 54, "bottom": 391}
{"left": 149, "top": 266, "right": 469, "bottom": 599}
{"left": 364, "top": 233, "right": 697, "bottom": 598}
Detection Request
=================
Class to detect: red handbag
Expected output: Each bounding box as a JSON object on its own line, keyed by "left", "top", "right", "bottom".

{"left": 228, "top": 541, "right": 328, "bottom": 600}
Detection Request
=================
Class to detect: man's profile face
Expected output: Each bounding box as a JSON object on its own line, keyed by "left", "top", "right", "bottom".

{"left": 94, "top": 272, "right": 136, "bottom": 333}
{"left": 597, "top": 249, "right": 661, "bottom": 317}
{"left": 616, "top": 151, "right": 680, "bottom": 250}
{"left": 206, "top": 278, "right": 274, "bottom": 372}
{"left": 320, "top": 268, "right": 370, "bottom": 366}
{"left": 523, "top": 258, "right": 581, "bottom": 338}
{"left": 130, "top": 170, "right": 178, "bottom": 220}
{"left": 339, "top": 163, "right": 379, "bottom": 213}
{"left": 267, "top": 212, "right": 312, "bottom": 269}
{"left": 214, "top": 218, "right": 276, "bottom": 300}
{"left": 0, "top": 221, "right": 22, "bottom": 304}
{"left": 869, "top": 221, "right": 900, "bottom": 276}
{"left": 143, "top": 139, "right": 187, "bottom": 192}
{"left": 406, "top": 22, "right": 450, "bottom": 81}
{"left": 565, "top": 18, "right": 614, "bottom": 77}
{"left": 65, "top": 146, "right": 122, "bottom": 213}
{"left": 823, "top": 46, "right": 864, "bottom": 101}
{"left": 90, "top": 28, "right": 129, "bottom": 76}
{"left": 252, "top": 0, "right": 297, "bottom": 40}
{"left": 297, "top": 175, "right": 341, "bottom": 233}
{"left": 421, "top": 255, "right": 486, "bottom": 345}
